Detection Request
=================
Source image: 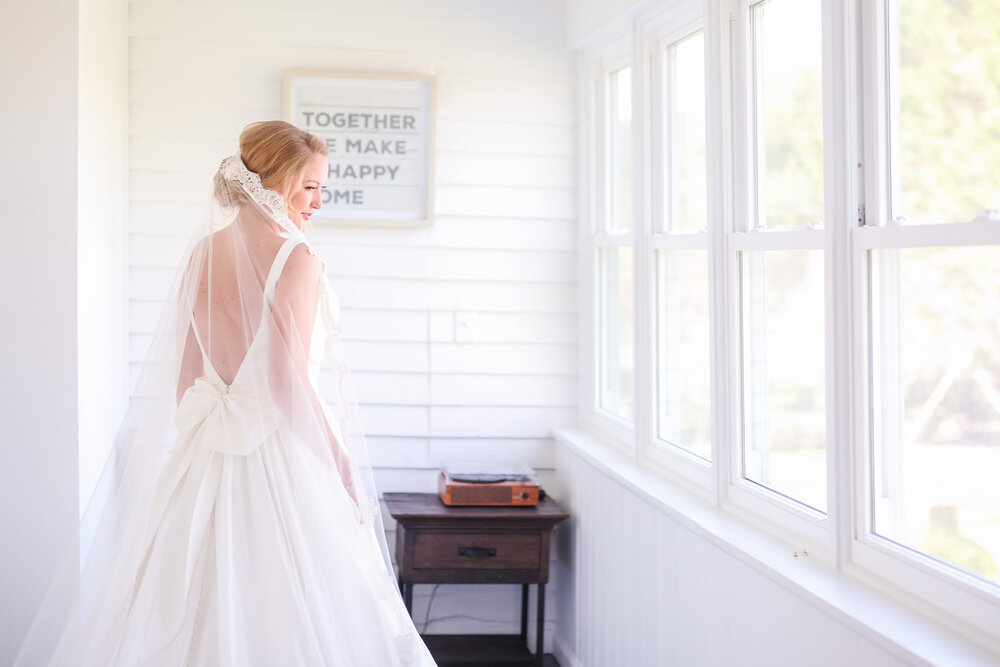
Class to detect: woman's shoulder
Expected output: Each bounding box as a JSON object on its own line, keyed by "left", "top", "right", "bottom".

{"left": 275, "top": 242, "right": 324, "bottom": 294}
{"left": 285, "top": 241, "right": 323, "bottom": 273}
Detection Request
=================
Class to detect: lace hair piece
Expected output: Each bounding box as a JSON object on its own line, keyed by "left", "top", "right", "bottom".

{"left": 218, "top": 155, "right": 300, "bottom": 237}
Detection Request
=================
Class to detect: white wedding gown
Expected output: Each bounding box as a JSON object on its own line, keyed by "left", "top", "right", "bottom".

{"left": 55, "top": 238, "right": 436, "bottom": 666}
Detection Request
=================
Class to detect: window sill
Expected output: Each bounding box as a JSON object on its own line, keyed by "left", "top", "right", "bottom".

{"left": 553, "top": 428, "right": 999, "bottom": 666}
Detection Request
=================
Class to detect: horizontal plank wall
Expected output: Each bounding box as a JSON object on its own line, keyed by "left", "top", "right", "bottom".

{"left": 128, "top": 0, "right": 575, "bottom": 640}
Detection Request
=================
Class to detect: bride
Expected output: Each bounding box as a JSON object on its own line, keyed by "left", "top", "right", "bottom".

{"left": 16, "top": 121, "right": 437, "bottom": 666}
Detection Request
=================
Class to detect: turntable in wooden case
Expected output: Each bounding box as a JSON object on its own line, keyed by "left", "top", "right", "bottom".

{"left": 438, "top": 463, "right": 541, "bottom": 507}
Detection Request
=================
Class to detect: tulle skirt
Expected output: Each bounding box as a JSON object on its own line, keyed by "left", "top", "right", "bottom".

{"left": 49, "top": 423, "right": 435, "bottom": 667}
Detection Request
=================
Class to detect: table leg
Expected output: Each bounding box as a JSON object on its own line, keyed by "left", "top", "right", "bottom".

{"left": 535, "top": 582, "right": 546, "bottom": 666}
{"left": 520, "top": 583, "right": 529, "bottom": 641}
{"left": 400, "top": 580, "right": 413, "bottom": 615}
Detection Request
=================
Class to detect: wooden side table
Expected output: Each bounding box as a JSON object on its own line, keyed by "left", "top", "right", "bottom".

{"left": 384, "top": 492, "right": 569, "bottom": 666}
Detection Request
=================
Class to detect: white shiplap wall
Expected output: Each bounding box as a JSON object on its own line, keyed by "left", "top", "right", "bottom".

{"left": 128, "top": 0, "right": 575, "bottom": 639}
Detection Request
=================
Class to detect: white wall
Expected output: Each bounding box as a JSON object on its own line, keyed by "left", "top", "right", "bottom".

{"left": 78, "top": 0, "right": 128, "bottom": 515}
{"left": 127, "top": 0, "right": 576, "bottom": 638}
{"left": 0, "top": 1, "right": 81, "bottom": 663}
{"left": 565, "top": 0, "right": 646, "bottom": 49}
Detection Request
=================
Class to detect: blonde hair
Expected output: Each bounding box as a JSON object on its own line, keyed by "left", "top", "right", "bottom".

{"left": 215, "top": 120, "right": 327, "bottom": 206}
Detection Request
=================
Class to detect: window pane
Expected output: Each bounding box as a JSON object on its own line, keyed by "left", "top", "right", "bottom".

{"left": 665, "top": 32, "right": 708, "bottom": 233}
{"left": 751, "top": 0, "right": 824, "bottom": 230}
{"left": 741, "top": 249, "right": 826, "bottom": 511}
{"left": 656, "top": 249, "right": 711, "bottom": 459}
{"left": 609, "top": 66, "right": 633, "bottom": 231}
{"left": 894, "top": 1, "right": 1000, "bottom": 224}
{"left": 599, "top": 246, "right": 634, "bottom": 421}
{"left": 871, "top": 246, "right": 1000, "bottom": 586}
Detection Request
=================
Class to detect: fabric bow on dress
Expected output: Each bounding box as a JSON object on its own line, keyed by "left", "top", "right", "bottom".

{"left": 174, "top": 376, "right": 279, "bottom": 456}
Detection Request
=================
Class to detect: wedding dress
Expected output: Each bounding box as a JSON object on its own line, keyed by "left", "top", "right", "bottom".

{"left": 15, "top": 157, "right": 436, "bottom": 666}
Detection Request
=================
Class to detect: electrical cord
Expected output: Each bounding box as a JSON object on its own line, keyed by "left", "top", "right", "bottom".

{"left": 420, "top": 583, "right": 441, "bottom": 633}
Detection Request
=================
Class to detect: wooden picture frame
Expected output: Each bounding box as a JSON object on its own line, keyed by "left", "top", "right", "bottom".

{"left": 283, "top": 70, "right": 436, "bottom": 227}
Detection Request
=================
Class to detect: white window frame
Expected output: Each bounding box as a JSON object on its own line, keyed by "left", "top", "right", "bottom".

{"left": 847, "top": 0, "right": 1000, "bottom": 647}
{"left": 723, "top": 0, "right": 832, "bottom": 555}
{"left": 580, "top": 34, "right": 636, "bottom": 451}
{"left": 638, "top": 6, "right": 715, "bottom": 494}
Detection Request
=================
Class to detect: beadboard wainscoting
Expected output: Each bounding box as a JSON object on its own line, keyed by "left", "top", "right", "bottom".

{"left": 551, "top": 432, "right": 1000, "bottom": 667}
{"left": 127, "top": 0, "right": 575, "bottom": 639}
{"left": 552, "top": 438, "right": 897, "bottom": 666}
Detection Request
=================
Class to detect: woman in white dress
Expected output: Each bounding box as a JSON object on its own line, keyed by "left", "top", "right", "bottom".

{"left": 16, "top": 121, "right": 436, "bottom": 667}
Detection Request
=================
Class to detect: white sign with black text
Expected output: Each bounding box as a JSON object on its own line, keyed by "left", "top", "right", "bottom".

{"left": 284, "top": 71, "right": 435, "bottom": 226}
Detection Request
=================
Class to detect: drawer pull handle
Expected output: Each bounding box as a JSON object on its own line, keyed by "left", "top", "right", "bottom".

{"left": 458, "top": 546, "right": 497, "bottom": 558}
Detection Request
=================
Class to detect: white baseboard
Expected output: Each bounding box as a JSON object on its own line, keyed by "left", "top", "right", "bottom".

{"left": 553, "top": 635, "right": 584, "bottom": 667}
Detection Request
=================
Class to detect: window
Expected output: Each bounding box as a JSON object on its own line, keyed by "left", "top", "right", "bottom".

{"left": 653, "top": 29, "right": 711, "bottom": 462}
{"left": 590, "top": 52, "right": 635, "bottom": 432}
{"left": 598, "top": 245, "right": 634, "bottom": 421}
{"left": 859, "top": 0, "right": 1000, "bottom": 601}
{"left": 580, "top": 0, "right": 1000, "bottom": 647}
{"left": 750, "top": 0, "right": 825, "bottom": 232}
{"left": 735, "top": 0, "right": 827, "bottom": 513}
{"left": 608, "top": 66, "right": 634, "bottom": 233}
{"left": 890, "top": 0, "right": 999, "bottom": 226}
{"left": 740, "top": 248, "right": 826, "bottom": 510}
{"left": 870, "top": 246, "right": 1000, "bottom": 586}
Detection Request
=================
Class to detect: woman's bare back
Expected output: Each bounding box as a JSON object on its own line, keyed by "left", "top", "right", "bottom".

{"left": 187, "top": 217, "right": 287, "bottom": 386}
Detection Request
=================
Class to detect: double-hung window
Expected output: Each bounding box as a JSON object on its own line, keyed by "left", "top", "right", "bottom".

{"left": 854, "top": 0, "right": 1000, "bottom": 637}
{"left": 730, "top": 0, "right": 828, "bottom": 529}
{"left": 587, "top": 40, "right": 636, "bottom": 442}
{"left": 646, "top": 12, "right": 712, "bottom": 475}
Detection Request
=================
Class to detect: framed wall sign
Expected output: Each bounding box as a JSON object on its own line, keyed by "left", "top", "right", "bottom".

{"left": 283, "top": 70, "right": 436, "bottom": 226}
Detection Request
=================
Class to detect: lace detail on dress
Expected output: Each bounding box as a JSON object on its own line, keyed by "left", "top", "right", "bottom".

{"left": 316, "top": 275, "right": 376, "bottom": 525}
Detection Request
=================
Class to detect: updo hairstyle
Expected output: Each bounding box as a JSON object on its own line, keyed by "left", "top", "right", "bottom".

{"left": 214, "top": 120, "right": 327, "bottom": 207}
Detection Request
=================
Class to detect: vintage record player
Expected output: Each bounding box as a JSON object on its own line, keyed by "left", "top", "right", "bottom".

{"left": 438, "top": 463, "right": 541, "bottom": 507}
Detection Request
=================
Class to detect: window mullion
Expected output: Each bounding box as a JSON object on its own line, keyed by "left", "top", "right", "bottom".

{"left": 649, "top": 234, "right": 708, "bottom": 251}
{"left": 633, "top": 17, "right": 653, "bottom": 456}
{"left": 707, "top": 0, "right": 738, "bottom": 506}
{"left": 729, "top": 229, "right": 825, "bottom": 251}
{"left": 856, "top": 221, "right": 1000, "bottom": 250}
{"left": 822, "top": 0, "right": 861, "bottom": 567}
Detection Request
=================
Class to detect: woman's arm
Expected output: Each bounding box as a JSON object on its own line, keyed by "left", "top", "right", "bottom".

{"left": 271, "top": 245, "right": 359, "bottom": 504}
{"left": 177, "top": 324, "right": 205, "bottom": 404}
{"left": 176, "top": 239, "right": 207, "bottom": 404}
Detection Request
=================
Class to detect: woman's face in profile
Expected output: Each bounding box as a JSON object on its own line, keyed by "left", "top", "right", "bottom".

{"left": 286, "top": 152, "right": 329, "bottom": 229}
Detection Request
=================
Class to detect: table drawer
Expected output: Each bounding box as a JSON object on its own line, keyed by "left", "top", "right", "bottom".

{"left": 413, "top": 532, "right": 541, "bottom": 570}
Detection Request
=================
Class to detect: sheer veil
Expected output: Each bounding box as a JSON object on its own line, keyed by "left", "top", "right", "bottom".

{"left": 15, "top": 152, "right": 401, "bottom": 665}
